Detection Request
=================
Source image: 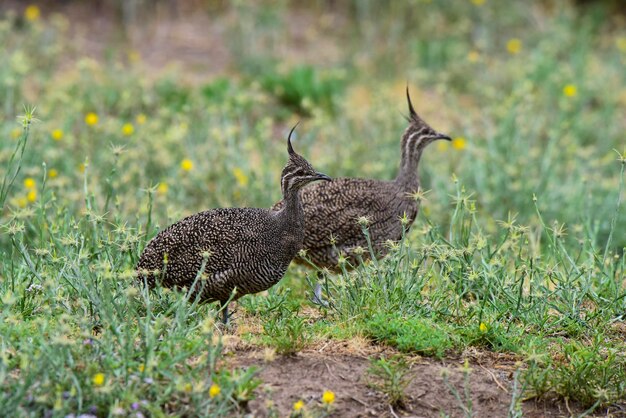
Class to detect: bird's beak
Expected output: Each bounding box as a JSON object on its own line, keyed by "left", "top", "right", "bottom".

{"left": 315, "top": 172, "right": 332, "bottom": 182}
{"left": 435, "top": 134, "right": 452, "bottom": 141}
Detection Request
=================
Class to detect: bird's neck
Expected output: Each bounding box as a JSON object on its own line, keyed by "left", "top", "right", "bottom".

{"left": 278, "top": 189, "right": 304, "bottom": 224}
{"left": 395, "top": 145, "right": 424, "bottom": 191}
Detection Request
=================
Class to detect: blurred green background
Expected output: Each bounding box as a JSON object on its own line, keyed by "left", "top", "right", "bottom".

{"left": 1, "top": 0, "right": 624, "bottom": 251}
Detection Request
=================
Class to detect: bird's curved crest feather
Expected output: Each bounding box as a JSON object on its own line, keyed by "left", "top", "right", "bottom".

{"left": 406, "top": 85, "right": 417, "bottom": 119}
{"left": 287, "top": 122, "right": 300, "bottom": 156}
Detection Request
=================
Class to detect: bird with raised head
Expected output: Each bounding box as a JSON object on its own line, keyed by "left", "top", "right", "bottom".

{"left": 272, "top": 88, "right": 451, "bottom": 302}
{"left": 137, "top": 125, "right": 331, "bottom": 323}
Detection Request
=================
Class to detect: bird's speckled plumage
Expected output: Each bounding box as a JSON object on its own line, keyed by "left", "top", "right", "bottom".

{"left": 137, "top": 128, "right": 330, "bottom": 310}
{"left": 272, "top": 89, "right": 450, "bottom": 270}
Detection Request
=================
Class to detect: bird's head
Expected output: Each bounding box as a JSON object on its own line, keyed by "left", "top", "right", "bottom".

{"left": 280, "top": 124, "right": 331, "bottom": 196}
{"left": 403, "top": 87, "right": 451, "bottom": 149}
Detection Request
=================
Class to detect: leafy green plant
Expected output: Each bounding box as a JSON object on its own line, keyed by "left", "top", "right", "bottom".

{"left": 201, "top": 78, "right": 232, "bottom": 103}
{"left": 260, "top": 65, "right": 346, "bottom": 115}
{"left": 262, "top": 306, "right": 312, "bottom": 355}
{"left": 367, "top": 355, "right": 412, "bottom": 408}
{"left": 216, "top": 367, "right": 263, "bottom": 410}
{"left": 154, "top": 78, "right": 192, "bottom": 111}
{"left": 365, "top": 313, "right": 454, "bottom": 358}
{"left": 523, "top": 338, "right": 626, "bottom": 408}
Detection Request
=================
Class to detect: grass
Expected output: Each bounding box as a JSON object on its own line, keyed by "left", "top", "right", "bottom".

{"left": 366, "top": 355, "right": 412, "bottom": 408}
{"left": 1, "top": 0, "right": 626, "bottom": 415}
{"left": 261, "top": 297, "right": 313, "bottom": 355}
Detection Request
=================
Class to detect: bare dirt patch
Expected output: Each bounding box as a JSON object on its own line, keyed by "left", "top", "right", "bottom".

{"left": 226, "top": 343, "right": 586, "bottom": 418}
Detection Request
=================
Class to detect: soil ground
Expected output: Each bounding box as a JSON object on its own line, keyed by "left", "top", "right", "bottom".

{"left": 226, "top": 341, "right": 589, "bottom": 418}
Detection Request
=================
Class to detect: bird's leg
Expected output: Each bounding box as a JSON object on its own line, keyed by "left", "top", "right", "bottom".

{"left": 310, "top": 271, "right": 329, "bottom": 308}
{"left": 220, "top": 302, "right": 229, "bottom": 325}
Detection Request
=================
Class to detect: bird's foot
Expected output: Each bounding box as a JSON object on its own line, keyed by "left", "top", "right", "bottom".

{"left": 310, "top": 282, "right": 329, "bottom": 308}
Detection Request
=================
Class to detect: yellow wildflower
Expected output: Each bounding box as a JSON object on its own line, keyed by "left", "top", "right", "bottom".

{"left": 563, "top": 84, "right": 577, "bottom": 98}
{"left": 78, "top": 163, "right": 86, "bottom": 173}
{"left": 209, "top": 383, "right": 221, "bottom": 398}
{"left": 616, "top": 37, "right": 626, "bottom": 53}
{"left": 180, "top": 159, "right": 193, "bottom": 172}
{"left": 136, "top": 114, "right": 147, "bottom": 125}
{"left": 467, "top": 50, "right": 480, "bottom": 63}
{"left": 27, "top": 190, "right": 36, "bottom": 203}
{"left": 122, "top": 123, "right": 134, "bottom": 136}
{"left": 48, "top": 169, "right": 58, "bottom": 179}
{"left": 92, "top": 373, "right": 105, "bottom": 387}
{"left": 183, "top": 383, "right": 192, "bottom": 393}
{"left": 452, "top": 137, "right": 467, "bottom": 150}
{"left": 157, "top": 182, "right": 168, "bottom": 195}
{"left": 24, "top": 5, "right": 40, "bottom": 21}
{"left": 506, "top": 38, "right": 522, "bottom": 55}
{"left": 17, "top": 197, "right": 28, "bottom": 208}
{"left": 322, "top": 390, "right": 335, "bottom": 405}
{"left": 11, "top": 128, "right": 22, "bottom": 139}
{"left": 479, "top": 322, "right": 488, "bottom": 333}
{"left": 471, "top": 0, "right": 485, "bottom": 5}
{"left": 232, "top": 167, "right": 249, "bottom": 187}
{"left": 138, "top": 364, "right": 145, "bottom": 373}
{"left": 127, "top": 50, "right": 141, "bottom": 63}
{"left": 51, "top": 129, "right": 64, "bottom": 141}
{"left": 85, "top": 112, "right": 99, "bottom": 126}
{"left": 293, "top": 400, "right": 305, "bottom": 411}
{"left": 24, "top": 178, "right": 36, "bottom": 189}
